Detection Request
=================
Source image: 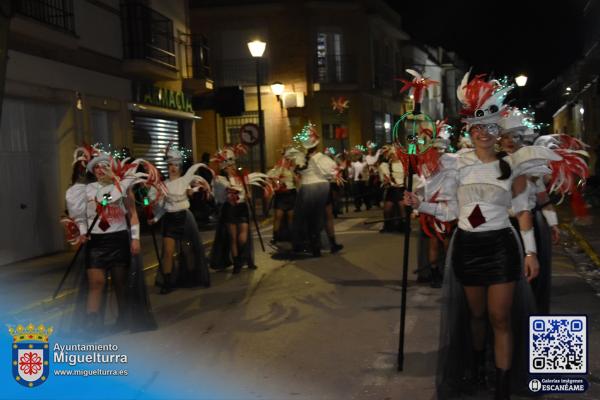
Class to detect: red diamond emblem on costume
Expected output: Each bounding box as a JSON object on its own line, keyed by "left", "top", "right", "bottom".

{"left": 468, "top": 204, "right": 486, "bottom": 228}
{"left": 99, "top": 218, "right": 110, "bottom": 231}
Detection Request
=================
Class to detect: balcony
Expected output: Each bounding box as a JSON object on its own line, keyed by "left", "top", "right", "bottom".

{"left": 182, "top": 34, "right": 213, "bottom": 94}
{"left": 314, "top": 54, "right": 356, "bottom": 85}
{"left": 14, "top": 0, "right": 75, "bottom": 34}
{"left": 121, "top": 2, "right": 178, "bottom": 81}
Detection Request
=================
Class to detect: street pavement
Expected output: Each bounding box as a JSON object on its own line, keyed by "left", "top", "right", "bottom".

{"left": 1, "top": 207, "right": 600, "bottom": 399}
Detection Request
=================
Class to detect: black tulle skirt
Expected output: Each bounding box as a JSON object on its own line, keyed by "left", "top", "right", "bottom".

{"left": 452, "top": 227, "right": 521, "bottom": 286}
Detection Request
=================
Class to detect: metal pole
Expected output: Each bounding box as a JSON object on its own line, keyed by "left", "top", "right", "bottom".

{"left": 398, "top": 102, "right": 420, "bottom": 371}
{"left": 256, "top": 58, "right": 265, "bottom": 173}
{"left": 397, "top": 162, "right": 413, "bottom": 371}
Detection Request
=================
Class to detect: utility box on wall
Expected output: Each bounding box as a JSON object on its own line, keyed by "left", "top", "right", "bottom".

{"left": 282, "top": 92, "right": 305, "bottom": 108}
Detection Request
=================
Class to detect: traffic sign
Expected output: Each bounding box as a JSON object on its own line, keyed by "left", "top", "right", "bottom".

{"left": 240, "top": 123, "right": 261, "bottom": 146}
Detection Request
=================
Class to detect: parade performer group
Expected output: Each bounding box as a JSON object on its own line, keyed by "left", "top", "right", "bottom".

{"left": 56, "top": 65, "right": 590, "bottom": 400}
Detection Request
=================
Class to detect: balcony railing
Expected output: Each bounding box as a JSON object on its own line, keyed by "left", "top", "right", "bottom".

{"left": 216, "top": 58, "right": 269, "bottom": 87}
{"left": 314, "top": 54, "right": 356, "bottom": 84}
{"left": 15, "top": 0, "right": 75, "bottom": 33}
{"left": 121, "top": 2, "right": 176, "bottom": 69}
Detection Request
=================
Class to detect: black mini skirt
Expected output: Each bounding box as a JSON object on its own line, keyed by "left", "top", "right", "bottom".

{"left": 162, "top": 210, "right": 187, "bottom": 239}
{"left": 274, "top": 190, "right": 297, "bottom": 211}
{"left": 85, "top": 230, "right": 130, "bottom": 270}
{"left": 452, "top": 227, "right": 521, "bottom": 286}
{"left": 221, "top": 203, "right": 250, "bottom": 224}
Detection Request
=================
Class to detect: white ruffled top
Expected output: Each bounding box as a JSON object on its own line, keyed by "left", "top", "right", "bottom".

{"left": 66, "top": 176, "right": 138, "bottom": 235}
{"left": 417, "top": 147, "right": 560, "bottom": 232}
{"left": 300, "top": 152, "right": 337, "bottom": 185}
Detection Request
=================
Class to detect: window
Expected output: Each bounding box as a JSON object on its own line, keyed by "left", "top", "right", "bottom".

{"left": 15, "top": 0, "right": 75, "bottom": 33}
{"left": 121, "top": 2, "right": 176, "bottom": 69}
{"left": 316, "top": 32, "right": 354, "bottom": 83}
{"left": 191, "top": 35, "right": 211, "bottom": 79}
{"left": 321, "top": 123, "right": 349, "bottom": 153}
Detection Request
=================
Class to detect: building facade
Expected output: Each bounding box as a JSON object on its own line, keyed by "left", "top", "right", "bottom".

{"left": 189, "top": 0, "right": 460, "bottom": 170}
{"left": 0, "top": 0, "right": 209, "bottom": 264}
{"left": 543, "top": 0, "right": 600, "bottom": 175}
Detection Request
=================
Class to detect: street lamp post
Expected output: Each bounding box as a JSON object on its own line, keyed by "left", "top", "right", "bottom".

{"left": 248, "top": 40, "right": 267, "bottom": 172}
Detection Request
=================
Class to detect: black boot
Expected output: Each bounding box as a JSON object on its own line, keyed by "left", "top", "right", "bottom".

{"left": 232, "top": 256, "right": 242, "bottom": 274}
{"left": 160, "top": 273, "right": 173, "bottom": 294}
{"left": 328, "top": 236, "right": 343, "bottom": 254}
{"left": 330, "top": 243, "right": 344, "bottom": 254}
{"left": 430, "top": 265, "right": 443, "bottom": 288}
{"left": 472, "top": 350, "right": 488, "bottom": 389}
{"left": 311, "top": 242, "right": 321, "bottom": 257}
{"left": 495, "top": 368, "right": 511, "bottom": 400}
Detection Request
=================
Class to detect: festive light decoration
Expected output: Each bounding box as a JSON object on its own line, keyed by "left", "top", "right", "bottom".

{"left": 293, "top": 122, "right": 319, "bottom": 147}
{"left": 331, "top": 96, "right": 350, "bottom": 114}
{"left": 350, "top": 144, "right": 367, "bottom": 155}
{"left": 324, "top": 146, "right": 337, "bottom": 157}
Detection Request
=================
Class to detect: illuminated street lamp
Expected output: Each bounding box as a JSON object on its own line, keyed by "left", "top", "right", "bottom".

{"left": 247, "top": 40, "right": 266, "bottom": 58}
{"left": 515, "top": 74, "right": 528, "bottom": 87}
{"left": 515, "top": 74, "right": 528, "bottom": 106}
{"left": 247, "top": 40, "right": 267, "bottom": 172}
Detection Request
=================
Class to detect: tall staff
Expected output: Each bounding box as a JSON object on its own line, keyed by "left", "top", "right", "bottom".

{"left": 239, "top": 168, "right": 266, "bottom": 252}
{"left": 393, "top": 69, "right": 438, "bottom": 371}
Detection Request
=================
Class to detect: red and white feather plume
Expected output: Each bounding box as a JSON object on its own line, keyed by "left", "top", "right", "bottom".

{"left": 397, "top": 69, "right": 439, "bottom": 104}
{"left": 536, "top": 134, "right": 590, "bottom": 197}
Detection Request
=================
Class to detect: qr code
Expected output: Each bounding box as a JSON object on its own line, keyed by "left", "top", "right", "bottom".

{"left": 529, "top": 316, "right": 587, "bottom": 374}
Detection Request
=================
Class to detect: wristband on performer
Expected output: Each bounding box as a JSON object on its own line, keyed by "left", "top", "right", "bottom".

{"left": 130, "top": 224, "right": 140, "bottom": 240}
{"left": 541, "top": 209, "right": 558, "bottom": 227}
{"left": 520, "top": 229, "right": 537, "bottom": 255}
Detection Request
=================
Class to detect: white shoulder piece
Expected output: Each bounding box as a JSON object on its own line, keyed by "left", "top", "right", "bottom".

{"left": 422, "top": 153, "right": 459, "bottom": 202}
{"left": 507, "top": 146, "right": 561, "bottom": 178}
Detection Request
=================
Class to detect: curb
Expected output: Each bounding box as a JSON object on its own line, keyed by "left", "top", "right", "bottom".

{"left": 560, "top": 223, "right": 600, "bottom": 268}
{"left": 10, "top": 217, "right": 273, "bottom": 317}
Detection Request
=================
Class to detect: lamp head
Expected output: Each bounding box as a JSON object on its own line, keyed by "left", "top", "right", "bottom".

{"left": 247, "top": 40, "right": 266, "bottom": 58}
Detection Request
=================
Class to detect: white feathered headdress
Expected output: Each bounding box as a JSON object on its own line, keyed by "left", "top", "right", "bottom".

{"left": 499, "top": 107, "right": 537, "bottom": 144}
{"left": 457, "top": 71, "right": 513, "bottom": 127}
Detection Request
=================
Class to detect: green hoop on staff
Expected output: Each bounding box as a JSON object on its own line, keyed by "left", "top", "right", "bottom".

{"left": 391, "top": 111, "right": 437, "bottom": 155}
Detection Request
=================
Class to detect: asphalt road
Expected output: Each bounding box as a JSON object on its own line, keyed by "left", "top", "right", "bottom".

{"left": 3, "top": 209, "right": 600, "bottom": 399}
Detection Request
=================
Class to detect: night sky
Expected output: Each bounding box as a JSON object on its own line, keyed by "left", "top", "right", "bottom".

{"left": 389, "top": 0, "right": 586, "bottom": 103}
